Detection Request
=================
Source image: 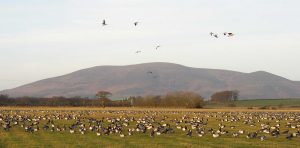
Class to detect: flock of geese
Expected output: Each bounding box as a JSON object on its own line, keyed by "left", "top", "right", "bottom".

{"left": 210, "top": 32, "right": 234, "bottom": 38}
{"left": 102, "top": 19, "right": 160, "bottom": 54}
{"left": 1, "top": 110, "right": 299, "bottom": 142}
{"left": 101, "top": 19, "right": 233, "bottom": 54}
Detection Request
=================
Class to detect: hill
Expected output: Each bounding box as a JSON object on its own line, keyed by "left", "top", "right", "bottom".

{"left": 1, "top": 62, "right": 300, "bottom": 99}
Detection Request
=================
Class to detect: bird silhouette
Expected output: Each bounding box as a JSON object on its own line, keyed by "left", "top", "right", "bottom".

{"left": 210, "top": 32, "right": 214, "bottom": 36}
{"left": 102, "top": 19, "right": 107, "bottom": 26}
{"left": 156, "top": 45, "right": 160, "bottom": 50}
{"left": 213, "top": 34, "right": 218, "bottom": 38}
{"left": 223, "top": 32, "right": 227, "bottom": 36}
{"left": 227, "top": 33, "right": 234, "bottom": 37}
{"left": 135, "top": 50, "right": 141, "bottom": 53}
{"left": 134, "top": 22, "right": 139, "bottom": 26}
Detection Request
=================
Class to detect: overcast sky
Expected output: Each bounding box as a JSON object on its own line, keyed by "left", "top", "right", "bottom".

{"left": 1, "top": 0, "right": 300, "bottom": 90}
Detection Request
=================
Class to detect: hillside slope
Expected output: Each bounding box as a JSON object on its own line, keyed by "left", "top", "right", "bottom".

{"left": 1, "top": 62, "right": 300, "bottom": 99}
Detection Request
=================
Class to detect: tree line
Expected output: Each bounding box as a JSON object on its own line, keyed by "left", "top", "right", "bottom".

{"left": 211, "top": 90, "right": 239, "bottom": 102}
{"left": 0, "top": 95, "right": 129, "bottom": 107}
{"left": 0, "top": 90, "right": 238, "bottom": 108}
{"left": 129, "top": 91, "right": 204, "bottom": 108}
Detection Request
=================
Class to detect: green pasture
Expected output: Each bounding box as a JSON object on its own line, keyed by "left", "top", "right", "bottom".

{"left": 0, "top": 108, "right": 299, "bottom": 148}
{"left": 205, "top": 98, "right": 300, "bottom": 108}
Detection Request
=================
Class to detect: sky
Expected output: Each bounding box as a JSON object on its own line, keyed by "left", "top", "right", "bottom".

{"left": 0, "top": 0, "right": 300, "bottom": 90}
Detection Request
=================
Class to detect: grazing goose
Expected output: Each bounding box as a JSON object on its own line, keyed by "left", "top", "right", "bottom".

{"left": 212, "top": 132, "right": 220, "bottom": 138}
{"left": 96, "top": 131, "right": 101, "bottom": 136}
{"left": 246, "top": 132, "right": 257, "bottom": 139}
{"left": 286, "top": 134, "right": 293, "bottom": 140}
{"left": 186, "top": 129, "right": 192, "bottom": 137}
{"left": 120, "top": 133, "right": 125, "bottom": 138}
{"left": 150, "top": 129, "right": 155, "bottom": 137}
{"left": 198, "top": 133, "right": 204, "bottom": 137}
{"left": 238, "top": 130, "right": 244, "bottom": 134}
{"left": 232, "top": 133, "right": 239, "bottom": 137}
{"left": 260, "top": 135, "right": 267, "bottom": 141}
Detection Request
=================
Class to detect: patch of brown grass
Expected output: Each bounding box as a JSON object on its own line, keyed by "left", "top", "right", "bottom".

{"left": 0, "top": 106, "right": 299, "bottom": 112}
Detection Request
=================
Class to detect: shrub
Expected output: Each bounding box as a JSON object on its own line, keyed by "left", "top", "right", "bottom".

{"left": 271, "top": 106, "right": 277, "bottom": 110}
{"left": 259, "top": 106, "right": 269, "bottom": 109}
{"left": 227, "top": 103, "right": 236, "bottom": 107}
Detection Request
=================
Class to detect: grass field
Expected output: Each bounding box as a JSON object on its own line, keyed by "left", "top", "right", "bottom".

{"left": 205, "top": 98, "right": 300, "bottom": 108}
{"left": 0, "top": 107, "right": 299, "bottom": 148}
{"left": 235, "top": 99, "right": 300, "bottom": 107}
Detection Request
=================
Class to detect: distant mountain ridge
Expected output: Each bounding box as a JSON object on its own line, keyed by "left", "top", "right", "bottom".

{"left": 1, "top": 62, "right": 300, "bottom": 99}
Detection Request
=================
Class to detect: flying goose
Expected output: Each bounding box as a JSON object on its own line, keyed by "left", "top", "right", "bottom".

{"left": 227, "top": 33, "right": 234, "bottom": 37}
{"left": 102, "top": 19, "right": 107, "bottom": 26}
{"left": 134, "top": 22, "right": 139, "bottom": 26}
{"left": 155, "top": 45, "right": 160, "bottom": 50}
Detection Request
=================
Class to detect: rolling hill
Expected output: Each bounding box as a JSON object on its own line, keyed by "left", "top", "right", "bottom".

{"left": 1, "top": 62, "right": 300, "bottom": 99}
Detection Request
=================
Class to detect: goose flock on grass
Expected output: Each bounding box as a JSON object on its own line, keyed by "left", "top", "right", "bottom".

{"left": 1, "top": 110, "right": 299, "bottom": 141}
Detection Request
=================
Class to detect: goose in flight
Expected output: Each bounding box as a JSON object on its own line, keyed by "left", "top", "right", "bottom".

{"left": 135, "top": 50, "right": 141, "bottom": 53}
{"left": 213, "top": 34, "right": 218, "bottom": 38}
{"left": 227, "top": 33, "right": 234, "bottom": 37}
{"left": 155, "top": 45, "right": 160, "bottom": 50}
{"left": 102, "top": 19, "right": 107, "bottom": 26}
{"left": 210, "top": 32, "right": 214, "bottom": 36}
{"left": 134, "top": 22, "right": 139, "bottom": 26}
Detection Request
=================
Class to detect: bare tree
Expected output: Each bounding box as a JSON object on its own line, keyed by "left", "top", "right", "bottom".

{"left": 211, "top": 90, "right": 239, "bottom": 102}
{"left": 96, "top": 91, "right": 112, "bottom": 107}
